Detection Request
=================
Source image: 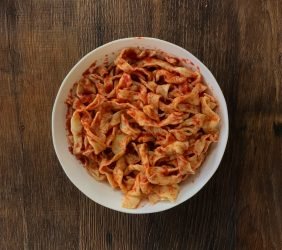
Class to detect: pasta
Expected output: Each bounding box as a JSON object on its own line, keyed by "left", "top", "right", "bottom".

{"left": 66, "top": 48, "right": 220, "bottom": 208}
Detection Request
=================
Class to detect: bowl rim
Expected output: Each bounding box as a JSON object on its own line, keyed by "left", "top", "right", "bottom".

{"left": 52, "top": 37, "right": 229, "bottom": 214}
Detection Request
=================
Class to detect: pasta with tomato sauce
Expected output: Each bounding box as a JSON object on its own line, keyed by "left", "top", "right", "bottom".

{"left": 66, "top": 48, "right": 220, "bottom": 208}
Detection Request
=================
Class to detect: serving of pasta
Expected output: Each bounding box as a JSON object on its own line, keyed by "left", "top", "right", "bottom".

{"left": 65, "top": 47, "right": 220, "bottom": 209}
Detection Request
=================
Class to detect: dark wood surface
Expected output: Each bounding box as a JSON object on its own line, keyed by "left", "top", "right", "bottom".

{"left": 0, "top": 0, "right": 281, "bottom": 249}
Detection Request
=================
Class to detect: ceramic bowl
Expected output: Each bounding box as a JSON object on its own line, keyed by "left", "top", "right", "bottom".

{"left": 52, "top": 37, "right": 229, "bottom": 214}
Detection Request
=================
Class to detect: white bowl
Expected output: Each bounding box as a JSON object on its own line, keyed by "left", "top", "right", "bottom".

{"left": 52, "top": 37, "right": 229, "bottom": 214}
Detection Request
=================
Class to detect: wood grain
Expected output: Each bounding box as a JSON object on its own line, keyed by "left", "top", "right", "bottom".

{"left": 0, "top": 0, "right": 281, "bottom": 249}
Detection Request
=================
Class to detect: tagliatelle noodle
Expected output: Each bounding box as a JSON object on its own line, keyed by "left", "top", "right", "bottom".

{"left": 66, "top": 47, "right": 220, "bottom": 209}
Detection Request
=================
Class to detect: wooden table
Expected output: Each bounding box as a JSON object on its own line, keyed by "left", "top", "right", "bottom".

{"left": 1, "top": 0, "right": 281, "bottom": 249}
